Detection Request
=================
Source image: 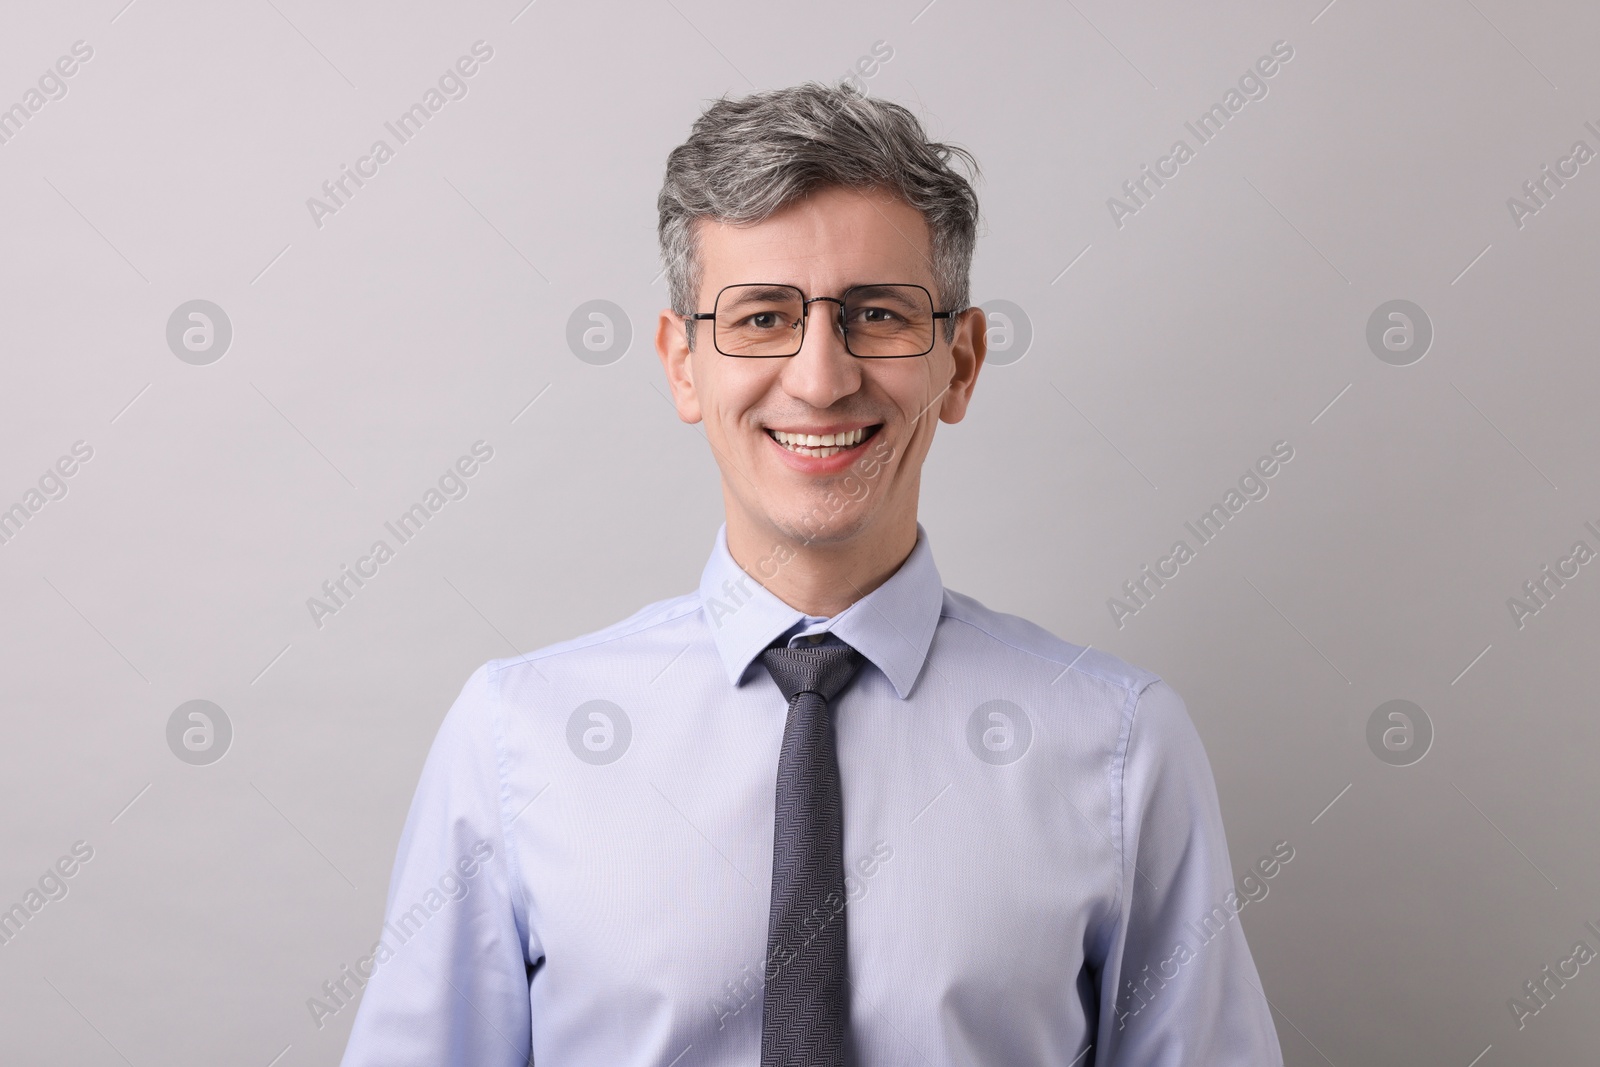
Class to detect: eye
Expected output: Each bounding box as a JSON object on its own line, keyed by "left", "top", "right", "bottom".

{"left": 857, "top": 301, "right": 917, "bottom": 326}
{"left": 737, "top": 309, "right": 797, "bottom": 331}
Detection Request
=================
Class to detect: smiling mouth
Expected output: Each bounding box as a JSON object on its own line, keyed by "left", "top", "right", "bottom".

{"left": 764, "top": 424, "right": 883, "bottom": 458}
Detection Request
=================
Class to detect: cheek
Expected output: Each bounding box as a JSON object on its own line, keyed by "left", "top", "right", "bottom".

{"left": 915, "top": 361, "right": 956, "bottom": 416}
{"left": 878, "top": 367, "right": 937, "bottom": 423}
{"left": 696, "top": 369, "right": 761, "bottom": 431}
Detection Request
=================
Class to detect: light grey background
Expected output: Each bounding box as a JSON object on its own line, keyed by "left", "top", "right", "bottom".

{"left": 1, "top": 0, "right": 1595, "bottom": 1063}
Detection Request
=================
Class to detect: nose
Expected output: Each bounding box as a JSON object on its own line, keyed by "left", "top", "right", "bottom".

{"left": 780, "top": 298, "right": 862, "bottom": 409}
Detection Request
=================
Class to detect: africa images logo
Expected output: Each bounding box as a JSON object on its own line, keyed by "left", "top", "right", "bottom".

{"left": 305, "top": 41, "right": 495, "bottom": 230}
{"left": 1106, "top": 40, "right": 1295, "bottom": 229}
{"left": 306, "top": 442, "right": 494, "bottom": 628}
{"left": 1108, "top": 441, "right": 1295, "bottom": 628}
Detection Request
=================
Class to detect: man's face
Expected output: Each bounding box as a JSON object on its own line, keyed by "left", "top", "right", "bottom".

{"left": 656, "top": 184, "right": 985, "bottom": 555}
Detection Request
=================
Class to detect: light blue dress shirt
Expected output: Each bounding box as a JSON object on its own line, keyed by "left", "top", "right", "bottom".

{"left": 340, "top": 522, "right": 1283, "bottom": 1065}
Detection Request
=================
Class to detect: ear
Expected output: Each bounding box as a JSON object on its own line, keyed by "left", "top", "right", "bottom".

{"left": 938, "top": 305, "right": 987, "bottom": 424}
{"left": 656, "top": 308, "right": 703, "bottom": 424}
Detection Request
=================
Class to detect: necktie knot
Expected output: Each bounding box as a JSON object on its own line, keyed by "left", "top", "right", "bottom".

{"left": 760, "top": 642, "right": 865, "bottom": 705}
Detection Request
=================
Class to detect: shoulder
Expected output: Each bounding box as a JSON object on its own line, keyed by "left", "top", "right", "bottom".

{"left": 477, "top": 590, "right": 705, "bottom": 689}
{"left": 937, "top": 586, "right": 1163, "bottom": 700}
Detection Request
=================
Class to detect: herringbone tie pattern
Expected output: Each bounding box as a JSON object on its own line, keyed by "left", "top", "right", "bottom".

{"left": 758, "top": 641, "right": 865, "bottom": 1067}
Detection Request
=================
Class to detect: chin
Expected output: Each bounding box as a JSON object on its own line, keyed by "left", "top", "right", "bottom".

{"left": 767, "top": 504, "right": 875, "bottom": 547}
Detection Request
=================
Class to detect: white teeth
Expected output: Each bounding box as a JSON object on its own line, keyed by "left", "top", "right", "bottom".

{"left": 770, "top": 426, "right": 869, "bottom": 455}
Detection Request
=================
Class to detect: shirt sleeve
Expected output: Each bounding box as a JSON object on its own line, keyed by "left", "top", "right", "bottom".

{"left": 340, "top": 662, "right": 533, "bottom": 1067}
{"left": 1093, "top": 679, "right": 1284, "bottom": 1065}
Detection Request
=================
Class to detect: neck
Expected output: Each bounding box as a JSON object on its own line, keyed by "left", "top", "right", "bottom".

{"left": 724, "top": 510, "right": 918, "bottom": 618}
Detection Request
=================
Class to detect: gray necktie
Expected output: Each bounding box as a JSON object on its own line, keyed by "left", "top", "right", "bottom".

{"left": 758, "top": 640, "right": 866, "bottom": 1067}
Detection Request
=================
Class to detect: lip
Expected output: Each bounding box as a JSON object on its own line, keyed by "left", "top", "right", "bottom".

{"left": 764, "top": 423, "right": 883, "bottom": 475}
{"left": 764, "top": 423, "right": 876, "bottom": 437}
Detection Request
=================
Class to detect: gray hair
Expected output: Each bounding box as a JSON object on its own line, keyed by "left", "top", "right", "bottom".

{"left": 657, "top": 81, "right": 981, "bottom": 349}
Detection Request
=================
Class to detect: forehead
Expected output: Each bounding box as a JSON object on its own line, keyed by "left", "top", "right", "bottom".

{"left": 694, "top": 184, "right": 934, "bottom": 296}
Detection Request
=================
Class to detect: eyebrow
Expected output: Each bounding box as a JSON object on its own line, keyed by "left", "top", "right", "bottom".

{"left": 718, "top": 285, "right": 800, "bottom": 307}
{"left": 845, "top": 284, "right": 920, "bottom": 303}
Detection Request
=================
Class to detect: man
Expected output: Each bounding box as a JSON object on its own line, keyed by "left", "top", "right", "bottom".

{"left": 341, "top": 82, "right": 1283, "bottom": 1065}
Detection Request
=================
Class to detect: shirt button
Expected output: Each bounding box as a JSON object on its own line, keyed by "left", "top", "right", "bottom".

{"left": 806, "top": 633, "right": 825, "bottom": 644}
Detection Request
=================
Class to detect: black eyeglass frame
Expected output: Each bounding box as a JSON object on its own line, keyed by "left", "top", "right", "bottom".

{"left": 687, "top": 282, "right": 960, "bottom": 359}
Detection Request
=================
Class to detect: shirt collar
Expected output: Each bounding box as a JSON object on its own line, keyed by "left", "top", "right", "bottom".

{"left": 697, "top": 521, "right": 944, "bottom": 700}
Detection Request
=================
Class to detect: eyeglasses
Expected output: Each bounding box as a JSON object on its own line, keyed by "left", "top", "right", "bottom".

{"left": 688, "top": 282, "right": 958, "bottom": 358}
